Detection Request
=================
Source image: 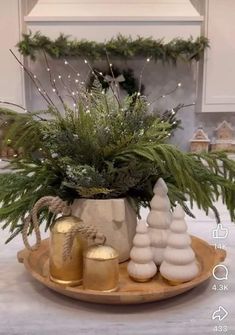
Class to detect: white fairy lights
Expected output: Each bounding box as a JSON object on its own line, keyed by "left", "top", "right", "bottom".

{"left": 21, "top": 50, "right": 186, "bottom": 116}
{"left": 149, "top": 81, "right": 183, "bottom": 106}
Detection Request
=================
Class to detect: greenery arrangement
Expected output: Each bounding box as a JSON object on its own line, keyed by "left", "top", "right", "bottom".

{"left": 0, "top": 77, "right": 235, "bottom": 243}
{"left": 17, "top": 32, "right": 209, "bottom": 63}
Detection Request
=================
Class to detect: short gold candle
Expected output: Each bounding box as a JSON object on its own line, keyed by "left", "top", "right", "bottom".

{"left": 83, "top": 245, "right": 119, "bottom": 292}
{"left": 49, "top": 216, "right": 87, "bottom": 287}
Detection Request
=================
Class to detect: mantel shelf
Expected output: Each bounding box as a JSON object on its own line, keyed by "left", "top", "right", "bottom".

{"left": 24, "top": 0, "right": 203, "bottom": 44}
{"left": 25, "top": 15, "right": 203, "bottom": 22}
{"left": 25, "top": 0, "right": 202, "bottom": 23}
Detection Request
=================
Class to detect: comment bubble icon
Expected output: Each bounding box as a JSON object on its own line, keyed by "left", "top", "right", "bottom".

{"left": 213, "top": 264, "right": 228, "bottom": 281}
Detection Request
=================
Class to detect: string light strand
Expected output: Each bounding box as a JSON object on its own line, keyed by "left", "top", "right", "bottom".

{"left": 150, "top": 82, "right": 182, "bottom": 106}
{"left": 9, "top": 49, "right": 54, "bottom": 108}
{"left": 42, "top": 51, "right": 67, "bottom": 109}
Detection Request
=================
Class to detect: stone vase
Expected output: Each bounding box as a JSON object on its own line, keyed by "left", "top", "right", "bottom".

{"left": 71, "top": 198, "right": 137, "bottom": 263}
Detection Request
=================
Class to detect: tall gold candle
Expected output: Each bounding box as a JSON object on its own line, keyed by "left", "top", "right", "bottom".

{"left": 49, "top": 216, "right": 87, "bottom": 286}
{"left": 83, "top": 245, "right": 119, "bottom": 292}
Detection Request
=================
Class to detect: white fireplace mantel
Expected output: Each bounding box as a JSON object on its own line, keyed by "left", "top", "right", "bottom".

{"left": 25, "top": 0, "right": 203, "bottom": 41}
{"left": 25, "top": 0, "right": 203, "bottom": 22}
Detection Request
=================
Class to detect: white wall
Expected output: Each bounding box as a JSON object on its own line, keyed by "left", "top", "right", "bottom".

{"left": 193, "top": 0, "right": 235, "bottom": 143}
{"left": 0, "top": 0, "right": 25, "bottom": 109}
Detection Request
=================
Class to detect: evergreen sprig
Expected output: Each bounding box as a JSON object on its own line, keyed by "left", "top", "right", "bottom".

{"left": 17, "top": 32, "right": 209, "bottom": 63}
{"left": 0, "top": 83, "right": 234, "bottom": 243}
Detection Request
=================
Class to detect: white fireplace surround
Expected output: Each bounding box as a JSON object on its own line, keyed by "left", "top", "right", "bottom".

{"left": 25, "top": 0, "right": 203, "bottom": 40}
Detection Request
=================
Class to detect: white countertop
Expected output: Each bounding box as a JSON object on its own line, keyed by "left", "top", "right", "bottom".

{"left": 0, "top": 200, "right": 234, "bottom": 335}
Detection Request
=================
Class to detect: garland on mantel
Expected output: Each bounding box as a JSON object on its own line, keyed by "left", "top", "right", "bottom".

{"left": 17, "top": 32, "right": 209, "bottom": 62}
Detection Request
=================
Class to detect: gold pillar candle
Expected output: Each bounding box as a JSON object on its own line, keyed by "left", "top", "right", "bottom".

{"left": 49, "top": 216, "right": 87, "bottom": 286}
{"left": 83, "top": 245, "right": 119, "bottom": 292}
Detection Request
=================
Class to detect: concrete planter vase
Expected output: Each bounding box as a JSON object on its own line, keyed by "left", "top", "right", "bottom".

{"left": 71, "top": 198, "right": 137, "bottom": 263}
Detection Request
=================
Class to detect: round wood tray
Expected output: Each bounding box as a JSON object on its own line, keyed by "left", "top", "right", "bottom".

{"left": 17, "top": 236, "right": 226, "bottom": 305}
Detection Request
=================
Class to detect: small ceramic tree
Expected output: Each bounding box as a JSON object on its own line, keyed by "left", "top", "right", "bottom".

{"left": 147, "top": 178, "right": 171, "bottom": 265}
{"left": 127, "top": 220, "right": 157, "bottom": 282}
{"left": 160, "top": 204, "right": 200, "bottom": 284}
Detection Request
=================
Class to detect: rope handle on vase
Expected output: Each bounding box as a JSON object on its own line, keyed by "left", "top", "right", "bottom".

{"left": 63, "top": 224, "right": 106, "bottom": 261}
{"left": 22, "top": 196, "right": 72, "bottom": 251}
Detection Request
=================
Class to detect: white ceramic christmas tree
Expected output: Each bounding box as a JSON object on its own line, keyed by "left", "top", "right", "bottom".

{"left": 127, "top": 220, "right": 157, "bottom": 282}
{"left": 147, "top": 178, "right": 171, "bottom": 265}
{"left": 160, "top": 204, "right": 200, "bottom": 284}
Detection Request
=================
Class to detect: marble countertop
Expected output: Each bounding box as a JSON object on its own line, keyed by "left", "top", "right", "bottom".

{"left": 0, "top": 200, "right": 234, "bottom": 335}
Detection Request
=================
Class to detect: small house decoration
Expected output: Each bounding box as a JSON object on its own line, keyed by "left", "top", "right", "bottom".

{"left": 211, "top": 121, "right": 235, "bottom": 152}
{"left": 147, "top": 178, "right": 171, "bottom": 266}
{"left": 190, "top": 127, "right": 210, "bottom": 153}
{"left": 127, "top": 220, "right": 157, "bottom": 282}
{"left": 160, "top": 204, "right": 200, "bottom": 284}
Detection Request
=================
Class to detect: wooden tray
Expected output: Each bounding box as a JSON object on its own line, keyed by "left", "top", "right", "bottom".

{"left": 18, "top": 236, "right": 226, "bottom": 305}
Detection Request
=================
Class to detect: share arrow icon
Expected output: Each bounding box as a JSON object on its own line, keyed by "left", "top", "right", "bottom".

{"left": 212, "top": 306, "right": 229, "bottom": 321}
